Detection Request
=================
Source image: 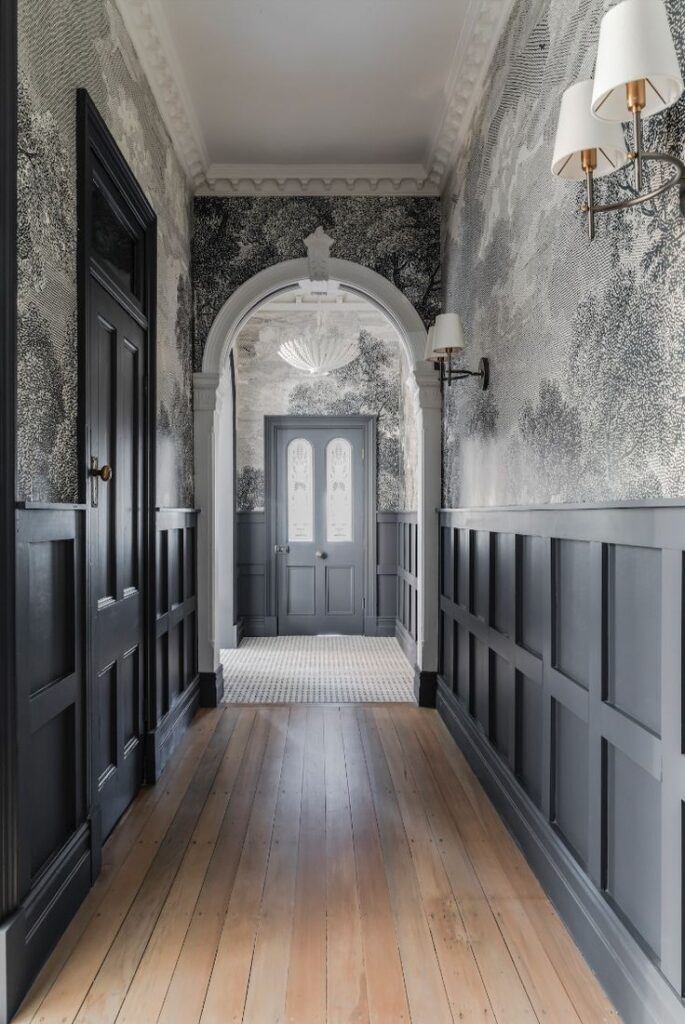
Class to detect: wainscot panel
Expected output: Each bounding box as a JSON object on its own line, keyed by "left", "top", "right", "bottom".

{"left": 1, "top": 505, "right": 91, "bottom": 1023}
{"left": 437, "top": 502, "right": 685, "bottom": 1024}
{"left": 148, "top": 509, "right": 200, "bottom": 780}
{"left": 236, "top": 510, "right": 418, "bottom": 663}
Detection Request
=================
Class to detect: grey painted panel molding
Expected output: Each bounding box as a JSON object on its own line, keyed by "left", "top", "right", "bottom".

{"left": 437, "top": 503, "right": 685, "bottom": 1024}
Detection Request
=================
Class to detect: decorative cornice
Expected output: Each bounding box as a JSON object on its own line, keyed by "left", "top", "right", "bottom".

{"left": 197, "top": 165, "right": 438, "bottom": 197}
{"left": 114, "top": 0, "right": 512, "bottom": 199}
{"left": 426, "top": 0, "right": 516, "bottom": 193}
{"left": 113, "top": 0, "right": 208, "bottom": 187}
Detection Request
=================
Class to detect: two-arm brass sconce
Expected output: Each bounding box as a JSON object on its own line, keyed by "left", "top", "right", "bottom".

{"left": 552, "top": 0, "right": 685, "bottom": 241}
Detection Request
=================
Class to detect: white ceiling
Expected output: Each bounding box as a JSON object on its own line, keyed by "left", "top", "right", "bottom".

{"left": 116, "top": 0, "right": 513, "bottom": 195}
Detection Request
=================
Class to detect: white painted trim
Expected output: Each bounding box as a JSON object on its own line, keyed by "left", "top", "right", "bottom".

{"left": 112, "top": 0, "right": 512, "bottom": 198}
{"left": 429, "top": 0, "right": 516, "bottom": 193}
{"left": 195, "top": 258, "right": 440, "bottom": 678}
{"left": 113, "top": 0, "right": 208, "bottom": 186}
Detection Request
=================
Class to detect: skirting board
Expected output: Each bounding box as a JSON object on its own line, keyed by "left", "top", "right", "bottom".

{"left": 0, "top": 823, "right": 92, "bottom": 1024}
{"left": 395, "top": 619, "right": 417, "bottom": 667}
{"left": 414, "top": 668, "right": 436, "bottom": 708}
{"left": 436, "top": 679, "right": 685, "bottom": 1024}
{"left": 199, "top": 664, "right": 225, "bottom": 707}
{"left": 238, "top": 616, "right": 277, "bottom": 639}
{"left": 146, "top": 676, "right": 200, "bottom": 782}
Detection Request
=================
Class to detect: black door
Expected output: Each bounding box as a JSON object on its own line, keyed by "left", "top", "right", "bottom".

{"left": 274, "top": 422, "right": 366, "bottom": 635}
{"left": 88, "top": 279, "right": 145, "bottom": 839}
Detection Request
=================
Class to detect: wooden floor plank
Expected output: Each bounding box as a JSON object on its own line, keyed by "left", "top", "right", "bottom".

{"left": 115, "top": 708, "right": 257, "bottom": 1024}
{"left": 324, "top": 709, "right": 369, "bottom": 1024}
{"left": 284, "top": 708, "right": 327, "bottom": 1024}
{"left": 198, "top": 708, "right": 291, "bottom": 1024}
{"left": 241, "top": 708, "right": 307, "bottom": 1024}
{"left": 373, "top": 708, "right": 494, "bottom": 1023}
{"left": 29, "top": 710, "right": 234, "bottom": 1024}
{"left": 391, "top": 707, "right": 538, "bottom": 1024}
{"left": 341, "top": 709, "right": 411, "bottom": 1024}
{"left": 16, "top": 704, "right": 619, "bottom": 1024}
{"left": 71, "top": 710, "right": 240, "bottom": 1024}
{"left": 156, "top": 708, "right": 274, "bottom": 1024}
{"left": 14, "top": 710, "right": 218, "bottom": 1024}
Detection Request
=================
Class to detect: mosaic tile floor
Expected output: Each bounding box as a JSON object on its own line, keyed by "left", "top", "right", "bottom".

{"left": 221, "top": 636, "right": 415, "bottom": 704}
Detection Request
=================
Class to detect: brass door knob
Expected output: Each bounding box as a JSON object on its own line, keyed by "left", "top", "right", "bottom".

{"left": 91, "top": 463, "right": 113, "bottom": 482}
{"left": 315, "top": 550, "right": 327, "bottom": 559}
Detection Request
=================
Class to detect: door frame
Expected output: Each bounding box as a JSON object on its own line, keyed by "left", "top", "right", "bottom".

{"left": 77, "top": 90, "right": 157, "bottom": 853}
{"left": 264, "top": 415, "right": 377, "bottom": 635}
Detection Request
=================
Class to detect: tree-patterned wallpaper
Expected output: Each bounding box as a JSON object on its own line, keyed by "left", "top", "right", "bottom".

{"left": 442, "top": 0, "right": 685, "bottom": 508}
{"left": 17, "top": 0, "right": 194, "bottom": 507}
{"left": 192, "top": 196, "right": 441, "bottom": 371}
{"left": 234, "top": 309, "right": 418, "bottom": 513}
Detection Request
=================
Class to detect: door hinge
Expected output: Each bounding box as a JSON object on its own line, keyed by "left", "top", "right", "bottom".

{"left": 362, "top": 597, "right": 366, "bottom": 610}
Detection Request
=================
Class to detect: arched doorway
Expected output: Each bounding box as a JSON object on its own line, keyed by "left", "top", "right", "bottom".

{"left": 193, "top": 238, "right": 441, "bottom": 705}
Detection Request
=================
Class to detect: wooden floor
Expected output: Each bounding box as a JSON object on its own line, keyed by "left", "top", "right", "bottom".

{"left": 15, "top": 705, "right": 620, "bottom": 1024}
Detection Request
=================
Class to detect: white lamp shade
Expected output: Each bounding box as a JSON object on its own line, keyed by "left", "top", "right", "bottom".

{"left": 551, "top": 80, "right": 628, "bottom": 179}
{"left": 425, "top": 325, "right": 437, "bottom": 361}
{"left": 429, "top": 313, "right": 465, "bottom": 355}
{"left": 591, "top": 0, "right": 683, "bottom": 121}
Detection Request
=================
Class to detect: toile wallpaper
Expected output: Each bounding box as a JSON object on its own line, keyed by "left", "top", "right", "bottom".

{"left": 17, "top": 0, "right": 194, "bottom": 507}
{"left": 192, "top": 196, "right": 441, "bottom": 371}
{"left": 442, "top": 0, "right": 685, "bottom": 508}
{"left": 234, "top": 310, "right": 418, "bottom": 513}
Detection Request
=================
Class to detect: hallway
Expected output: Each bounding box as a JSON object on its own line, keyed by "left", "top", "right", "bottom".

{"left": 15, "top": 705, "right": 617, "bottom": 1024}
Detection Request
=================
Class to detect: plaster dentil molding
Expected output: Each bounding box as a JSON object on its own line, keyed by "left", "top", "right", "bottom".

{"left": 113, "top": 0, "right": 208, "bottom": 187}
{"left": 115, "top": 0, "right": 513, "bottom": 197}
{"left": 426, "top": 0, "right": 517, "bottom": 193}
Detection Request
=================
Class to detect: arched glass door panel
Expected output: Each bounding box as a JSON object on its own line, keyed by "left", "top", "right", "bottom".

{"left": 287, "top": 437, "right": 314, "bottom": 542}
{"left": 326, "top": 437, "right": 353, "bottom": 542}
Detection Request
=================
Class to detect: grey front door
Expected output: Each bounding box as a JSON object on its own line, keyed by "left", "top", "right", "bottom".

{"left": 273, "top": 421, "right": 367, "bottom": 635}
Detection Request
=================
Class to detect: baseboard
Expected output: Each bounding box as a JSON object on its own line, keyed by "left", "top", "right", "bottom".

{"left": 374, "top": 615, "right": 396, "bottom": 637}
{"left": 0, "top": 823, "right": 92, "bottom": 1024}
{"left": 239, "top": 615, "right": 277, "bottom": 638}
{"left": 436, "top": 679, "right": 685, "bottom": 1024}
{"left": 199, "top": 663, "right": 225, "bottom": 707}
{"left": 414, "top": 668, "right": 436, "bottom": 707}
{"left": 146, "top": 676, "right": 200, "bottom": 782}
{"left": 395, "top": 619, "right": 417, "bottom": 666}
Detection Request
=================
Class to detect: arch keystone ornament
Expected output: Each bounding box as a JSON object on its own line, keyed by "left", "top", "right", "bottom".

{"left": 304, "top": 225, "right": 335, "bottom": 282}
{"left": 194, "top": 253, "right": 441, "bottom": 704}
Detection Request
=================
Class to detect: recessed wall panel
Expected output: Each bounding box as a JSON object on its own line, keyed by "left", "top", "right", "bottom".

{"left": 553, "top": 701, "right": 588, "bottom": 866}
{"left": 519, "top": 672, "right": 542, "bottom": 807}
{"left": 472, "top": 637, "right": 490, "bottom": 732}
{"left": 519, "top": 534, "right": 545, "bottom": 657}
{"left": 29, "top": 707, "right": 76, "bottom": 878}
{"left": 554, "top": 539, "right": 591, "bottom": 688}
{"left": 493, "top": 533, "right": 514, "bottom": 637}
{"left": 492, "top": 654, "right": 513, "bottom": 761}
{"left": 473, "top": 531, "right": 489, "bottom": 621}
{"left": 28, "top": 539, "right": 75, "bottom": 694}
{"left": 441, "top": 526, "right": 453, "bottom": 599}
{"left": 606, "top": 743, "right": 661, "bottom": 957}
{"left": 457, "top": 529, "right": 470, "bottom": 607}
{"left": 456, "top": 625, "right": 470, "bottom": 704}
{"left": 607, "top": 544, "right": 661, "bottom": 735}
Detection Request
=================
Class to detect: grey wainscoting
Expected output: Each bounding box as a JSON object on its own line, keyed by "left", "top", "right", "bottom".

{"left": 437, "top": 502, "right": 685, "bottom": 1024}
{"left": 237, "top": 510, "right": 418, "bottom": 662}
{"left": 150, "top": 509, "right": 200, "bottom": 779}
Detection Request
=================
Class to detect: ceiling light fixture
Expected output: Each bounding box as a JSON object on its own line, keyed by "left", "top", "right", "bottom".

{"left": 276, "top": 310, "right": 360, "bottom": 376}
{"left": 426, "top": 313, "right": 489, "bottom": 389}
{"left": 551, "top": 0, "right": 685, "bottom": 240}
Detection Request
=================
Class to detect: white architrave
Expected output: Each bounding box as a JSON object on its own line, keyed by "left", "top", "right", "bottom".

{"left": 194, "top": 255, "right": 440, "bottom": 680}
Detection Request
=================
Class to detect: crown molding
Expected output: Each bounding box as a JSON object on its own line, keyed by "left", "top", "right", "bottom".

{"left": 197, "top": 164, "right": 439, "bottom": 197}
{"left": 114, "top": 0, "right": 511, "bottom": 199}
{"left": 426, "top": 0, "right": 516, "bottom": 193}
{"left": 113, "top": 0, "right": 208, "bottom": 187}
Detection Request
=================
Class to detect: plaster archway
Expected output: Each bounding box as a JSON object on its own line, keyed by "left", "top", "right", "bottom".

{"left": 194, "top": 254, "right": 441, "bottom": 706}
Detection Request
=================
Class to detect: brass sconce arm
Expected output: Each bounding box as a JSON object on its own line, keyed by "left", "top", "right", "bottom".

{"left": 440, "top": 355, "right": 490, "bottom": 390}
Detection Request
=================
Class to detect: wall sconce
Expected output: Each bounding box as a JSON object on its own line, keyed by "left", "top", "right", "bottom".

{"left": 427, "top": 313, "right": 490, "bottom": 389}
{"left": 552, "top": 0, "right": 685, "bottom": 240}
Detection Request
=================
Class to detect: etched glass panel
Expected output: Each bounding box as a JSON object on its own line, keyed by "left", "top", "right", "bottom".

{"left": 326, "top": 438, "right": 352, "bottom": 542}
{"left": 287, "top": 438, "right": 313, "bottom": 542}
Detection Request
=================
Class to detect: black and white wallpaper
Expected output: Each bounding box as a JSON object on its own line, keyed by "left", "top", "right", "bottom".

{"left": 443, "top": 0, "right": 685, "bottom": 508}
{"left": 192, "top": 196, "right": 441, "bottom": 371}
{"left": 234, "top": 308, "right": 418, "bottom": 513}
{"left": 17, "top": 0, "right": 194, "bottom": 506}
